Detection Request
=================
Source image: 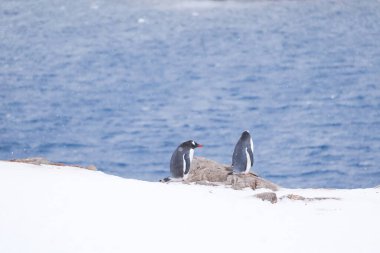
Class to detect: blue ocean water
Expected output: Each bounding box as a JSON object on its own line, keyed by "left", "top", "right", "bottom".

{"left": 1, "top": 0, "right": 380, "bottom": 188}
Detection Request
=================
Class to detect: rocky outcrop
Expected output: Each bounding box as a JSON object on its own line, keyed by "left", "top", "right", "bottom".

{"left": 162, "top": 156, "right": 279, "bottom": 191}
{"left": 10, "top": 157, "right": 97, "bottom": 171}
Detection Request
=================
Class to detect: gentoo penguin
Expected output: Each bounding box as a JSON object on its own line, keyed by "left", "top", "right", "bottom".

{"left": 232, "top": 130, "right": 254, "bottom": 174}
{"left": 170, "top": 140, "right": 203, "bottom": 180}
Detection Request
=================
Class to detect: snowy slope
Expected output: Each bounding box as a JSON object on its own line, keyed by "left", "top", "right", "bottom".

{"left": 0, "top": 161, "right": 379, "bottom": 253}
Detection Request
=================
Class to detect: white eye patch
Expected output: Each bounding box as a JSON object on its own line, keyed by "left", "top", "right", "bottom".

{"left": 192, "top": 141, "right": 195, "bottom": 146}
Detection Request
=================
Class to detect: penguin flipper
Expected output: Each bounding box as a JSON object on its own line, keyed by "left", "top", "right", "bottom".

{"left": 184, "top": 153, "right": 191, "bottom": 175}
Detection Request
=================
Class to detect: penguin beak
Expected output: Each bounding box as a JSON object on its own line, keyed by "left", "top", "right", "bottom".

{"left": 196, "top": 144, "right": 203, "bottom": 148}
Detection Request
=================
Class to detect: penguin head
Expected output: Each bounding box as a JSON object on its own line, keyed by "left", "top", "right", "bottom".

{"left": 183, "top": 140, "right": 203, "bottom": 149}
{"left": 241, "top": 130, "right": 251, "bottom": 139}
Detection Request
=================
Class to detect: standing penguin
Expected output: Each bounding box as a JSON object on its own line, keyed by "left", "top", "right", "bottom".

{"left": 170, "top": 140, "right": 203, "bottom": 180}
{"left": 232, "top": 130, "right": 254, "bottom": 174}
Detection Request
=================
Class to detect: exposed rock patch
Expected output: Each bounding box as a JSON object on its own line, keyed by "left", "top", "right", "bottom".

{"left": 280, "top": 194, "right": 340, "bottom": 201}
{"left": 10, "top": 157, "right": 97, "bottom": 171}
{"left": 254, "top": 192, "right": 278, "bottom": 204}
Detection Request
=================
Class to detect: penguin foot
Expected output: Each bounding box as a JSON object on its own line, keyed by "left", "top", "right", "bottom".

{"left": 229, "top": 172, "right": 245, "bottom": 176}
{"left": 248, "top": 172, "right": 259, "bottom": 177}
{"left": 159, "top": 177, "right": 172, "bottom": 183}
{"left": 228, "top": 171, "right": 258, "bottom": 177}
{"left": 160, "top": 177, "right": 184, "bottom": 183}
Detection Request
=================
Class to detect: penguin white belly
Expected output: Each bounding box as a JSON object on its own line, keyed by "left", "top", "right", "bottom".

{"left": 245, "top": 147, "right": 251, "bottom": 174}
{"left": 183, "top": 149, "right": 194, "bottom": 179}
{"left": 182, "top": 154, "right": 186, "bottom": 176}
{"left": 189, "top": 149, "right": 194, "bottom": 162}
{"left": 250, "top": 138, "right": 254, "bottom": 152}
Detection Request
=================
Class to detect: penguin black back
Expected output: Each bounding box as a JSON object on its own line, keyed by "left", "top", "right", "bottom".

{"left": 232, "top": 131, "right": 254, "bottom": 174}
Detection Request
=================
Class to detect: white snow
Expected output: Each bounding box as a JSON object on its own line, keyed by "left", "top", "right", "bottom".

{"left": 0, "top": 161, "right": 379, "bottom": 253}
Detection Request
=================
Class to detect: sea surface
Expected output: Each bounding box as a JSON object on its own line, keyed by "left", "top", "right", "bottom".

{"left": 1, "top": 0, "right": 380, "bottom": 188}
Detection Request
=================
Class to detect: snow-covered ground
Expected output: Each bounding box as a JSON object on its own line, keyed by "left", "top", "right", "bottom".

{"left": 0, "top": 161, "right": 379, "bottom": 253}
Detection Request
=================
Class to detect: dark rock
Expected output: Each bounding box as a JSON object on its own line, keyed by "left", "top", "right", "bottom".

{"left": 254, "top": 192, "right": 278, "bottom": 204}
